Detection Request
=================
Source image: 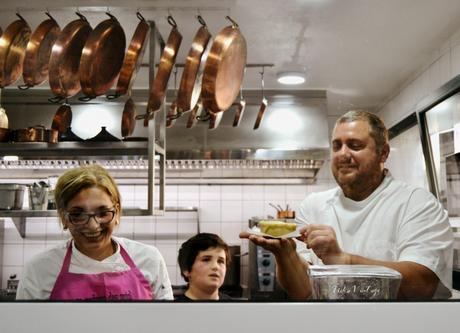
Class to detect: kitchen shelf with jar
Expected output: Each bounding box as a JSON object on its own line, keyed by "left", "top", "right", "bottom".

{"left": 0, "top": 206, "right": 198, "bottom": 238}
{"left": 0, "top": 19, "right": 168, "bottom": 231}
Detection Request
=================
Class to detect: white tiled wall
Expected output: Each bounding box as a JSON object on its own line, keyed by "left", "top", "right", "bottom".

{"left": 0, "top": 166, "right": 335, "bottom": 289}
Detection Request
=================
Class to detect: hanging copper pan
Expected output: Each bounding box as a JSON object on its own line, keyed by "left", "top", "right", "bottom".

{"left": 0, "top": 14, "right": 31, "bottom": 88}
{"left": 201, "top": 16, "right": 247, "bottom": 114}
{"left": 107, "top": 12, "right": 150, "bottom": 100}
{"left": 121, "top": 98, "right": 136, "bottom": 137}
{"left": 19, "top": 13, "right": 60, "bottom": 89}
{"left": 253, "top": 97, "right": 268, "bottom": 130}
{"left": 48, "top": 13, "right": 92, "bottom": 103}
{"left": 176, "top": 15, "right": 212, "bottom": 115}
{"left": 144, "top": 16, "right": 182, "bottom": 126}
{"left": 51, "top": 103, "right": 73, "bottom": 135}
{"left": 79, "top": 13, "right": 126, "bottom": 101}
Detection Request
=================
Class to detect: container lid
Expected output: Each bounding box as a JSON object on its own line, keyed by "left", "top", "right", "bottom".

{"left": 0, "top": 184, "right": 28, "bottom": 190}
{"left": 308, "top": 265, "right": 402, "bottom": 279}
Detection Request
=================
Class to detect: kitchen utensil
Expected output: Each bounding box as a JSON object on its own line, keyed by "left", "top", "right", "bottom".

{"left": 51, "top": 103, "right": 73, "bottom": 135}
{"left": 79, "top": 12, "right": 126, "bottom": 101}
{"left": 0, "top": 184, "right": 27, "bottom": 210}
{"left": 0, "top": 14, "right": 31, "bottom": 88}
{"left": 13, "top": 125, "right": 46, "bottom": 142}
{"left": 309, "top": 265, "right": 402, "bottom": 300}
{"left": 201, "top": 16, "right": 247, "bottom": 114}
{"left": 233, "top": 84, "right": 246, "bottom": 127}
{"left": 48, "top": 12, "right": 92, "bottom": 103}
{"left": 59, "top": 126, "right": 83, "bottom": 142}
{"left": 121, "top": 97, "right": 136, "bottom": 137}
{"left": 28, "top": 182, "right": 49, "bottom": 210}
{"left": 46, "top": 128, "right": 59, "bottom": 143}
{"left": 208, "top": 110, "right": 223, "bottom": 130}
{"left": 0, "top": 105, "right": 8, "bottom": 129}
{"left": 144, "top": 16, "right": 182, "bottom": 126}
{"left": 186, "top": 100, "right": 203, "bottom": 128}
{"left": 0, "top": 128, "right": 10, "bottom": 142}
{"left": 166, "top": 67, "right": 179, "bottom": 128}
{"left": 107, "top": 12, "right": 150, "bottom": 99}
{"left": 254, "top": 68, "right": 268, "bottom": 130}
{"left": 19, "top": 13, "right": 60, "bottom": 89}
{"left": 86, "top": 126, "right": 121, "bottom": 142}
{"left": 176, "top": 15, "right": 212, "bottom": 114}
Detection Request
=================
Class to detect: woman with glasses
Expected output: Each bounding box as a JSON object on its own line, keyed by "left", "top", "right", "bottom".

{"left": 16, "top": 164, "right": 173, "bottom": 300}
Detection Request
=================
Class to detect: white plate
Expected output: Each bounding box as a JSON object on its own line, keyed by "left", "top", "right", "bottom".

{"left": 246, "top": 225, "right": 301, "bottom": 239}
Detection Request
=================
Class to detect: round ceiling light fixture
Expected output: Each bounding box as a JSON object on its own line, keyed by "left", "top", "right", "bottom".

{"left": 276, "top": 71, "right": 306, "bottom": 85}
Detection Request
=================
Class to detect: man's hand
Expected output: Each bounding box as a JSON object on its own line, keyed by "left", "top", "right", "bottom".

{"left": 298, "top": 224, "right": 350, "bottom": 264}
{"left": 239, "top": 231, "right": 297, "bottom": 258}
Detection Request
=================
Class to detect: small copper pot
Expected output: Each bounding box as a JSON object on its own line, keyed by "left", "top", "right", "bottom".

{"left": 46, "top": 129, "right": 59, "bottom": 143}
{"left": 14, "top": 125, "right": 46, "bottom": 142}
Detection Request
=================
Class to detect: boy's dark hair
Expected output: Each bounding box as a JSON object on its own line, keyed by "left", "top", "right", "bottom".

{"left": 178, "top": 233, "right": 230, "bottom": 282}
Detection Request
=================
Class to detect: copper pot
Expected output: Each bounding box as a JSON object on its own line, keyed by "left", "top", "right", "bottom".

{"left": 19, "top": 13, "right": 60, "bottom": 89}
{"left": 108, "top": 12, "right": 150, "bottom": 100}
{"left": 14, "top": 125, "right": 46, "bottom": 142}
{"left": 48, "top": 13, "right": 92, "bottom": 103}
{"left": 121, "top": 98, "right": 136, "bottom": 137}
{"left": 144, "top": 16, "right": 182, "bottom": 126}
{"left": 201, "top": 16, "right": 247, "bottom": 114}
{"left": 0, "top": 128, "right": 10, "bottom": 142}
{"left": 46, "top": 128, "right": 59, "bottom": 143}
{"left": 79, "top": 13, "right": 126, "bottom": 101}
{"left": 176, "top": 16, "right": 212, "bottom": 114}
{"left": 51, "top": 103, "right": 73, "bottom": 135}
{"left": 0, "top": 14, "right": 31, "bottom": 88}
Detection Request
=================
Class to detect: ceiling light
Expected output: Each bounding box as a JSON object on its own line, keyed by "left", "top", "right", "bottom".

{"left": 277, "top": 71, "right": 306, "bottom": 85}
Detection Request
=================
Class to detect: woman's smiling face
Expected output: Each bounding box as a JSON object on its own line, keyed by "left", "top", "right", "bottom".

{"left": 62, "top": 186, "right": 119, "bottom": 258}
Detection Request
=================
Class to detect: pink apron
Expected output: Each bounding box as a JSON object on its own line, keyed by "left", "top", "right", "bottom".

{"left": 49, "top": 242, "right": 153, "bottom": 300}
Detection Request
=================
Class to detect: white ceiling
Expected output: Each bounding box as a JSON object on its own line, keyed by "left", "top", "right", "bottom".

{"left": 2, "top": 0, "right": 460, "bottom": 114}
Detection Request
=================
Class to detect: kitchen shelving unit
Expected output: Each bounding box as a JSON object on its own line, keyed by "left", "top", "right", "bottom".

{"left": 0, "top": 20, "right": 170, "bottom": 237}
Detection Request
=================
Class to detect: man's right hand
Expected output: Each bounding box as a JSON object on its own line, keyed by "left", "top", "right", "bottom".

{"left": 239, "top": 231, "right": 297, "bottom": 258}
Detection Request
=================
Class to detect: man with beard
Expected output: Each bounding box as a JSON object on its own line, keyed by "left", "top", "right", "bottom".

{"left": 240, "top": 110, "right": 453, "bottom": 300}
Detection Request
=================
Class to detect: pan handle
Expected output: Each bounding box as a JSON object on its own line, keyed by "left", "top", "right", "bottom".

{"left": 45, "top": 11, "right": 56, "bottom": 21}
{"left": 78, "top": 96, "right": 93, "bottom": 102}
{"left": 225, "top": 16, "right": 239, "bottom": 28}
{"left": 75, "top": 12, "right": 88, "bottom": 22}
{"left": 48, "top": 96, "right": 64, "bottom": 104}
{"left": 196, "top": 109, "right": 211, "bottom": 121}
{"left": 17, "top": 84, "right": 31, "bottom": 90}
{"left": 105, "top": 12, "right": 117, "bottom": 20}
{"left": 106, "top": 92, "right": 121, "bottom": 100}
{"left": 197, "top": 15, "right": 207, "bottom": 27}
{"left": 16, "top": 13, "right": 26, "bottom": 22}
{"left": 167, "top": 15, "right": 178, "bottom": 28}
{"left": 136, "top": 11, "right": 146, "bottom": 22}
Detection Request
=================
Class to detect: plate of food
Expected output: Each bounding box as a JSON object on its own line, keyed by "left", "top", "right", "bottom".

{"left": 247, "top": 220, "right": 301, "bottom": 239}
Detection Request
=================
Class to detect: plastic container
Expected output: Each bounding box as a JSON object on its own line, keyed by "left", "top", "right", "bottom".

{"left": 309, "top": 265, "right": 402, "bottom": 300}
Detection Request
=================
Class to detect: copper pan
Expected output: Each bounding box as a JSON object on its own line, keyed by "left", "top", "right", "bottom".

{"left": 107, "top": 12, "right": 150, "bottom": 100}
{"left": 209, "top": 110, "right": 223, "bottom": 130}
{"left": 121, "top": 98, "right": 136, "bottom": 137}
{"left": 48, "top": 13, "right": 92, "bottom": 103}
{"left": 19, "top": 13, "right": 60, "bottom": 90}
{"left": 0, "top": 14, "right": 31, "bottom": 88}
{"left": 201, "top": 16, "right": 247, "bottom": 114}
{"left": 51, "top": 103, "right": 72, "bottom": 135}
{"left": 79, "top": 13, "right": 126, "bottom": 101}
{"left": 253, "top": 97, "right": 268, "bottom": 130}
{"left": 176, "top": 16, "right": 212, "bottom": 115}
{"left": 144, "top": 16, "right": 182, "bottom": 126}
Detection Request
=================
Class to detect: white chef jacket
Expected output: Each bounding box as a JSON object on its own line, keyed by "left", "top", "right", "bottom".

{"left": 297, "top": 172, "right": 454, "bottom": 299}
{"left": 16, "top": 236, "right": 174, "bottom": 300}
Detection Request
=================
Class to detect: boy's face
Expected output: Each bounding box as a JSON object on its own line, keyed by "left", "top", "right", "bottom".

{"left": 185, "top": 247, "right": 227, "bottom": 293}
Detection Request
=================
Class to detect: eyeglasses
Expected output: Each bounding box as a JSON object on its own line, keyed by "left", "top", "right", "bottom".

{"left": 64, "top": 208, "right": 116, "bottom": 226}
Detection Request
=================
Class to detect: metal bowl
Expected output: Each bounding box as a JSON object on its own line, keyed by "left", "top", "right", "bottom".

{"left": 309, "top": 265, "right": 402, "bottom": 300}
